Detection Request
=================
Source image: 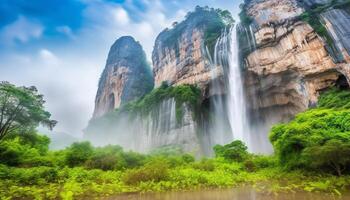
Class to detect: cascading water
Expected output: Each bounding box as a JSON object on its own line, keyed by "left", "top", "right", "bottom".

{"left": 209, "top": 26, "right": 252, "bottom": 150}
{"left": 226, "top": 27, "right": 251, "bottom": 149}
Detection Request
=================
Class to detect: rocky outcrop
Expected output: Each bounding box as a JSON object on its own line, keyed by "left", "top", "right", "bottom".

{"left": 87, "top": 7, "right": 236, "bottom": 155}
{"left": 93, "top": 36, "right": 154, "bottom": 118}
{"left": 152, "top": 6, "right": 233, "bottom": 97}
{"left": 241, "top": 0, "right": 350, "bottom": 126}
{"left": 321, "top": 8, "right": 350, "bottom": 63}
{"left": 235, "top": 0, "right": 350, "bottom": 153}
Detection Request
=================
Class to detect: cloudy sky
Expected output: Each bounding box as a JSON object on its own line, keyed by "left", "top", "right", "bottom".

{"left": 0, "top": 0, "right": 242, "bottom": 137}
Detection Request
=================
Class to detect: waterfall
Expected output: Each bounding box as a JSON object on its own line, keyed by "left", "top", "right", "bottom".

{"left": 209, "top": 26, "right": 251, "bottom": 150}
{"left": 226, "top": 27, "right": 251, "bottom": 149}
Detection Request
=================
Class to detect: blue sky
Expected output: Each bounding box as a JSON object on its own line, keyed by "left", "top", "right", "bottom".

{"left": 0, "top": 0, "right": 242, "bottom": 137}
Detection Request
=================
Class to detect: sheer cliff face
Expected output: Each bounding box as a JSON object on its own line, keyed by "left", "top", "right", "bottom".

{"left": 152, "top": 7, "right": 233, "bottom": 96}
{"left": 93, "top": 36, "right": 154, "bottom": 118}
{"left": 242, "top": 0, "right": 350, "bottom": 124}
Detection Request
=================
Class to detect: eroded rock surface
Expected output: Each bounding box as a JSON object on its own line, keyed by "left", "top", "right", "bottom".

{"left": 242, "top": 0, "right": 350, "bottom": 126}
{"left": 152, "top": 6, "right": 233, "bottom": 97}
{"left": 93, "top": 36, "right": 154, "bottom": 118}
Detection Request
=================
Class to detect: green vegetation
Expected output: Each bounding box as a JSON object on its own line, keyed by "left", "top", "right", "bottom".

{"left": 88, "top": 83, "right": 201, "bottom": 128}
{"left": 214, "top": 140, "right": 249, "bottom": 162}
{"left": 2, "top": 132, "right": 350, "bottom": 199}
{"left": 0, "top": 82, "right": 56, "bottom": 141}
{"left": 3, "top": 84, "right": 350, "bottom": 199}
{"left": 270, "top": 88, "right": 350, "bottom": 176}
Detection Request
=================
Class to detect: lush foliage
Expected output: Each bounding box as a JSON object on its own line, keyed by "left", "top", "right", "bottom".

{"left": 2, "top": 128, "right": 350, "bottom": 199}
{"left": 318, "top": 87, "right": 350, "bottom": 109}
{"left": 214, "top": 140, "right": 249, "bottom": 162}
{"left": 270, "top": 88, "right": 350, "bottom": 175}
{"left": 3, "top": 83, "right": 350, "bottom": 199}
{"left": 0, "top": 82, "right": 56, "bottom": 141}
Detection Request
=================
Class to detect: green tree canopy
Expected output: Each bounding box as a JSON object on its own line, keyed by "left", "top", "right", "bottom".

{"left": 65, "top": 141, "right": 94, "bottom": 167}
{"left": 213, "top": 140, "right": 249, "bottom": 162}
{"left": 303, "top": 139, "right": 350, "bottom": 176}
{"left": 270, "top": 88, "right": 350, "bottom": 174}
{"left": 0, "top": 82, "right": 57, "bottom": 141}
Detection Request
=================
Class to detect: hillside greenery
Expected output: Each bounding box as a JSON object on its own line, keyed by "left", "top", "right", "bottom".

{"left": 270, "top": 88, "right": 350, "bottom": 175}
{"left": 87, "top": 83, "right": 201, "bottom": 131}
{"left": 2, "top": 84, "right": 350, "bottom": 199}
{"left": 2, "top": 131, "right": 350, "bottom": 199}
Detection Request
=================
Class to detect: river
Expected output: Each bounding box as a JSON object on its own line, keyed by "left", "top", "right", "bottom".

{"left": 106, "top": 187, "right": 350, "bottom": 200}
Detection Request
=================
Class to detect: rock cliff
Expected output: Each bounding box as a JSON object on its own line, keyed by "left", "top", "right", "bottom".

{"left": 152, "top": 6, "right": 234, "bottom": 97}
{"left": 240, "top": 0, "right": 350, "bottom": 128}
{"left": 86, "top": 7, "right": 235, "bottom": 155}
{"left": 93, "top": 36, "right": 154, "bottom": 118}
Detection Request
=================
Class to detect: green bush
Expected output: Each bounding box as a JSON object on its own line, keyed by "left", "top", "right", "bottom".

{"left": 85, "top": 152, "right": 118, "bottom": 171}
{"left": 302, "top": 139, "right": 350, "bottom": 176}
{"left": 270, "top": 88, "right": 350, "bottom": 174}
{"left": 65, "top": 142, "right": 94, "bottom": 167}
{"left": 123, "top": 160, "right": 170, "bottom": 185}
{"left": 0, "top": 137, "right": 53, "bottom": 167}
{"left": 192, "top": 159, "right": 215, "bottom": 171}
{"left": 318, "top": 88, "right": 350, "bottom": 109}
{"left": 213, "top": 140, "right": 249, "bottom": 162}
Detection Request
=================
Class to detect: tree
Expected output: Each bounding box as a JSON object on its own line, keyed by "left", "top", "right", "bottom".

{"left": 302, "top": 139, "right": 350, "bottom": 176}
{"left": 213, "top": 140, "right": 249, "bottom": 162}
{"left": 0, "top": 82, "right": 57, "bottom": 141}
{"left": 65, "top": 141, "right": 94, "bottom": 167}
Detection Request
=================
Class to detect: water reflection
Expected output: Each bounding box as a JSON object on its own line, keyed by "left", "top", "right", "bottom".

{"left": 106, "top": 187, "right": 348, "bottom": 200}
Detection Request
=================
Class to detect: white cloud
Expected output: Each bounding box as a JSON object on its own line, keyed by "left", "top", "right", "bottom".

{"left": 39, "top": 49, "right": 59, "bottom": 65}
{"left": 113, "top": 7, "right": 130, "bottom": 26}
{"left": 1, "top": 16, "right": 43, "bottom": 44}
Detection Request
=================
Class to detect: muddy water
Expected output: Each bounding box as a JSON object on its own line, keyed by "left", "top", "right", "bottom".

{"left": 107, "top": 187, "right": 350, "bottom": 200}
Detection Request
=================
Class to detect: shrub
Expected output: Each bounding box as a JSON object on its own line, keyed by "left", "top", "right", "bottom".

{"left": 318, "top": 88, "right": 350, "bottom": 109}
{"left": 85, "top": 152, "right": 118, "bottom": 171}
{"left": 192, "top": 159, "right": 215, "bottom": 171}
{"left": 270, "top": 88, "right": 350, "bottom": 172}
{"left": 0, "top": 137, "right": 53, "bottom": 167}
{"left": 213, "top": 140, "right": 249, "bottom": 162}
{"left": 123, "top": 160, "right": 169, "bottom": 185}
{"left": 65, "top": 142, "right": 94, "bottom": 167}
{"left": 302, "top": 139, "right": 350, "bottom": 176}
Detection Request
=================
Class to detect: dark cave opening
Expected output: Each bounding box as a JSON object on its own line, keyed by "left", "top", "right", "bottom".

{"left": 335, "top": 74, "right": 350, "bottom": 89}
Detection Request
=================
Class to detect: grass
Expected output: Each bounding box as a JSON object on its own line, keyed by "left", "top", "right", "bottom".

{"left": 1, "top": 158, "right": 350, "bottom": 199}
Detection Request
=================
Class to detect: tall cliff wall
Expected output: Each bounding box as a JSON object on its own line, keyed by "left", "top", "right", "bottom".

{"left": 240, "top": 0, "right": 350, "bottom": 132}
{"left": 93, "top": 36, "right": 154, "bottom": 118}
{"left": 86, "top": 7, "right": 234, "bottom": 155}
{"left": 152, "top": 6, "right": 234, "bottom": 97}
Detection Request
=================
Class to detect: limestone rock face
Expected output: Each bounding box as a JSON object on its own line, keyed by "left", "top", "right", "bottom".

{"left": 245, "top": 0, "right": 303, "bottom": 26}
{"left": 242, "top": 0, "right": 350, "bottom": 126}
{"left": 321, "top": 9, "right": 350, "bottom": 63}
{"left": 152, "top": 7, "right": 233, "bottom": 96}
{"left": 93, "top": 36, "right": 154, "bottom": 118}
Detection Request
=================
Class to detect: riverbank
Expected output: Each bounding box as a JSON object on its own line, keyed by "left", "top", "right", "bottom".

{"left": 1, "top": 159, "right": 350, "bottom": 199}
